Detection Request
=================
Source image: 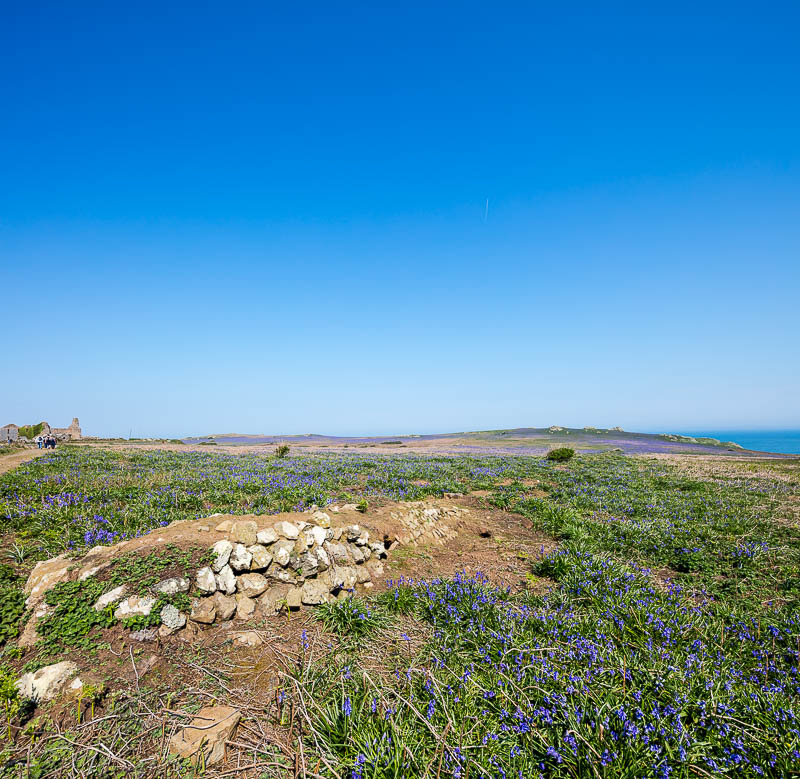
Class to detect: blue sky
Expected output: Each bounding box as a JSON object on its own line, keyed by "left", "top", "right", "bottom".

{"left": 2, "top": 1, "right": 798, "bottom": 437}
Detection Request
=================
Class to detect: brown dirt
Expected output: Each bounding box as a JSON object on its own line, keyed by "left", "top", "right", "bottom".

{"left": 0, "top": 447, "right": 46, "bottom": 476}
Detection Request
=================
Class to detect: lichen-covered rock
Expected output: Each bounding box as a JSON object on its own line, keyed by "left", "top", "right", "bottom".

{"left": 286, "top": 587, "right": 302, "bottom": 610}
{"left": 247, "top": 544, "right": 273, "bottom": 570}
{"left": 355, "top": 530, "right": 370, "bottom": 546}
{"left": 326, "top": 542, "right": 350, "bottom": 565}
{"left": 229, "top": 544, "right": 252, "bottom": 572}
{"left": 258, "top": 585, "right": 289, "bottom": 615}
{"left": 315, "top": 545, "right": 330, "bottom": 571}
{"left": 301, "top": 579, "right": 329, "bottom": 605}
{"left": 24, "top": 554, "right": 71, "bottom": 608}
{"left": 16, "top": 661, "right": 78, "bottom": 702}
{"left": 190, "top": 598, "right": 216, "bottom": 624}
{"left": 369, "top": 542, "right": 387, "bottom": 558}
{"left": 272, "top": 540, "right": 294, "bottom": 567}
{"left": 160, "top": 604, "right": 186, "bottom": 630}
{"left": 300, "top": 551, "right": 319, "bottom": 578}
{"left": 196, "top": 566, "right": 217, "bottom": 593}
{"left": 114, "top": 595, "right": 156, "bottom": 620}
{"left": 356, "top": 566, "right": 371, "bottom": 584}
{"left": 311, "top": 510, "right": 331, "bottom": 528}
{"left": 346, "top": 525, "right": 362, "bottom": 542}
{"left": 230, "top": 520, "right": 258, "bottom": 546}
{"left": 211, "top": 540, "right": 233, "bottom": 572}
{"left": 237, "top": 573, "right": 268, "bottom": 598}
{"left": 235, "top": 594, "right": 256, "bottom": 620}
{"left": 256, "top": 527, "right": 278, "bottom": 545}
{"left": 351, "top": 545, "right": 365, "bottom": 564}
{"left": 212, "top": 592, "right": 237, "bottom": 621}
{"left": 308, "top": 525, "right": 327, "bottom": 546}
{"left": 155, "top": 577, "right": 190, "bottom": 595}
{"left": 214, "top": 519, "right": 234, "bottom": 532}
{"left": 273, "top": 521, "right": 299, "bottom": 540}
{"left": 266, "top": 567, "right": 294, "bottom": 584}
{"left": 93, "top": 584, "right": 127, "bottom": 612}
{"left": 215, "top": 564, "right": 236, "bottom": 595}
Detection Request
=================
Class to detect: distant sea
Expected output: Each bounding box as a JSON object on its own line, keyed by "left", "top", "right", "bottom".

{"left": 680, "top": 430, "right": 800, "bottom": 455}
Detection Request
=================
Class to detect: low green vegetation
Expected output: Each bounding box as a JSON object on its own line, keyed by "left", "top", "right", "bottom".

{"left": 16, "top": 424, "right": 44, "bottom": 441}
{"left": 546, "top": 446, "right": 575, "bottom": 461}
{"left": 0, "top": 447, "right": 798, "bottom": 775}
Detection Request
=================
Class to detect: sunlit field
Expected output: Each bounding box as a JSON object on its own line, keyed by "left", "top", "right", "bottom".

{"left": 1, "top": 447, "right": 799, "bottom": 777}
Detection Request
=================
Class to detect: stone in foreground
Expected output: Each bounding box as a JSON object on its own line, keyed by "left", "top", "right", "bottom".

{"left": 169, "top": 705, "right": 241, "bottom": 767}
{"left": 16, "top": 661, "right": 79, "bottom": 702}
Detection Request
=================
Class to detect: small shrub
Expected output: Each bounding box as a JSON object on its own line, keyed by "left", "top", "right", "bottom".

{"left": 546, "top": 447, "right": 575, "bottom": 462}
{"left": 275, "top": 444, "right": 290, "bottom": 459}
{"left": 356, "top": 498, "right": 368, "bottom": 513}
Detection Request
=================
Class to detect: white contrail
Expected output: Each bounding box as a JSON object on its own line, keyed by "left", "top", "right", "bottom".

{"left": 484, "top": 198, "right": 489, "bottom": 222}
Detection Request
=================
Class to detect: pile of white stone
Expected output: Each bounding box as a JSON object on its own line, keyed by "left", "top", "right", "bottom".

{"left": 98, "top": 513, "right": 388, "bottom": 635}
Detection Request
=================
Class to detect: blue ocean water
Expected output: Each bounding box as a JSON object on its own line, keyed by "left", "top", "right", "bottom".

{"left": 681, "top": 430, "right": 800, "bottom": 455}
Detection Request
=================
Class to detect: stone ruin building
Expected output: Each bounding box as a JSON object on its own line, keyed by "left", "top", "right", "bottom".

{"left": 1, "top": 418, "right": 82, "bottom": 443}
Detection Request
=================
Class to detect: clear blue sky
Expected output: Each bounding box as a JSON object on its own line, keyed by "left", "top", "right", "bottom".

{"left": 2, "top": 1, "right": 798, "bottom": 437}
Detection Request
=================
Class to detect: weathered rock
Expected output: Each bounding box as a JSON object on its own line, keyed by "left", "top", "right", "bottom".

{"left": 256, "top": 527, "right": 278, "bottom": 545}
{"left": 333, "top": 566, "right": 358, "bottom": 591}
{"left": 235, "top": 594, "right": 256, "bottom": 620}
{"left": 301, "top": 579, "right": 329, "bottom": 605}
{"left": 300, "top": 551, "right": 319, "bottom": 578}
{"left": 272, "top": 540, "right": 294, "bottom": 567}
{"left": 346, "top": 525, "right": 361, "bottom": 542}
{"left": 356, "top": 566, "right": 371, "bottom": 584}
{"left": 169, "top": 705, "right": 241, "bottom": 767}
{"left": 341, "top": 503, "right": 359, "bottom": 512}
{"left": 315, "top": 545, "right": 330, "bottom": 571}
{"left": 160, "top": 604, "right": 186, "bottom": 631}
{"left": 248, "top": 544, "right": 273, "bottom": 570}
{"left": 308, "top": 525, "right": 327, "bottom": 546}
{"left": 274, "top": 521, "right": 299, "bottom": 540}
{"left": 212, "top": 592, "right": 237, "bottom": 621}
{"left": 351, "top": 545, "right": 365, "bottom": 564}
{"left": 24, "top": 555, "right": 71, "bottom": 607}
{"left": 196, "top": 566, "right": 217, "bottom": 593}
{"left": 154, "top": 577, "right": 190, "bottom": 595}
{"left": 237, "top": 573, "right": 268, "bottom": 598}
{"left": 234, "top": 630, "right": 263, "bottom": 647}
{"left": 331, "top": 527, "right": 344, "bottom": 540}
{"left": 130, "top": 628, "right": 158, "bottom": 642}
{"left": 299, "top": 531, "right": 315, "bottom": 548}
{"left": 190, "top": 598, "right": 217, "bottom": 624}
{"left": 94, "top": 585, "right": 127, "bottom": 611}
{"left": 266, "top": 567, "right": 294, "bottom": 584}
{"left": 367, "top": 561, "right": 385, "bottom": 578}
{"left": 230, "top": 520, "right": 258, "bottom": 546}
{"left": 286, "top": 587, "right": 302, "bottom": 610}
{"left": 369, "top": 542, "right": 387, "bottom": 558}
{"left": 229, "top": 543, "right": 252, "bottom": 572}
{"left": 258, "top": 585, "right": 289, "bottom": 615}
{"left": 16, "top": 661, "right": 78, "bottom": 702}
{"left": 18, "top": 601, "right": 51, "bottom": 648}
{"left": 355, "top": 531, "right": 370, "bottom": 546}
{"left": 211, "top": 540, "right": 233, "bottom": 572}
{"left": 326, "top": 542, "right": 350, "bottom": 565}
{"left": 215, "top": 564, "right": 236, "bottom": 595}
{"left": 114, "top": 595, "right": 156, "bottom": 620}
{"left": 311, "top": 510, "right": 331, "bottom": 528}
{"left": 214, "top": 519, "right": 234, "bottom": 532}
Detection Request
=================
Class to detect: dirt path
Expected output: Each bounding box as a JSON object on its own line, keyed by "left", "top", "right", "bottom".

{"left": 0, "top": 448, "right": 46, "bottom": 476}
